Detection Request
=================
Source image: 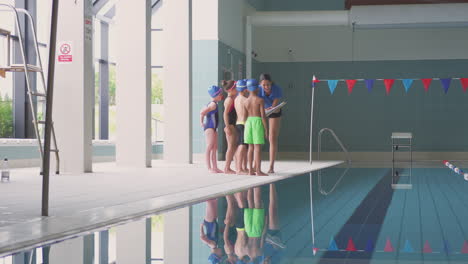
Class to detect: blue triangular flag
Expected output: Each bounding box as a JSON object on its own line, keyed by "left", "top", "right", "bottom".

{"left": 440, "top": 78, "right": 451, "bottom": 94}
{"left": 402, "top": 79, "right": 414, "bottom": 93}
{"left": 365, "top": 79, "right": 375, "bottom": 93}
{"left": 327, "top": 80, "right": 338, "bottom": 95}
{"left": 443, "top": 240, "right": 451, "bottom": 254}
{"left": 402, "top": 240, "right": 414, "bottom": 253}
{"left": 328, "top": 237, "right": 339, "bottom": 251}
{"left": 365, "top": 239, "right": 374, "bottom": 252}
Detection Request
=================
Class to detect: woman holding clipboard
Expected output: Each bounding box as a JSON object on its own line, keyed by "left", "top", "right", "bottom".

{"left": 259, "top": 73, "right": 284, "bottom": 173}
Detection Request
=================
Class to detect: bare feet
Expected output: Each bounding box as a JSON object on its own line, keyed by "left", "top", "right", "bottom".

{"left": 249, "top": 169, "right": 255, "bottom": 176}
{"left": 268, "top": 168, "right": 275, "bottom": 173}
{"left": 209, "top": 168, "right": 223, "bottom": 173}
{"left": 256, "top": 171, "right": 268, "bottom": 176}
{"left": 224, "top": 168, "right": 236, "bottom": 174}
{"left": 237, "top": 170, "right": 248, "bottom": 175}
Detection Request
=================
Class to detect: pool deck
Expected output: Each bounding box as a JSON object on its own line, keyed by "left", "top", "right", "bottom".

{"left": 0, "top": 159, "right": 342, "bottom": 257}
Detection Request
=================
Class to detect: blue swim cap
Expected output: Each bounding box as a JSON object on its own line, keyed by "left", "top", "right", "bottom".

{"left": 208, "top": 85, "right": 222, "bottom": 98}
{"left": 247, "top": 79, "right": 258, "bottom": 92}
{"left": 237, "top": 79, "right": 247, "bottom": 92}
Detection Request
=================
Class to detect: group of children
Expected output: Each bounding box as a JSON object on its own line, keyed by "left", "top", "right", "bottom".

{"left": 201, "top": 78, "right": 269, "bottom": 176}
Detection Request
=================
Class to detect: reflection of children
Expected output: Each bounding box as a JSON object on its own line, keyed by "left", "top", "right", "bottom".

{"left": 200, "top": 86, "right": 224, "bottom": 173}
{"left": 245, "top": 79, "right": 268, "bottom": 176}
{"left": 246, "top": 187, "right": 268, "bottom": 262}
{"left": 200, "top": 199, "right": 223, "bottom": 263}
{"left": 234, "top": 79, "right": 249, "bottom": 175}
{"left": 224, "top": 195, "right": 239, "bottom": 264}
{"left": 222, "top": 80, "right": 238, "bottom": 174}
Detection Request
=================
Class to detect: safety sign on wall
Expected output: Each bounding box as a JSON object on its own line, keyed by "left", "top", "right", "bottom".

{"left": 58, "top": 41, "right": 73, "bottom": 64}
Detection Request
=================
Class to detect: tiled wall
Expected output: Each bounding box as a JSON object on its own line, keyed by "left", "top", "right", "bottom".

{"left": 255, "top": 60, "right": 468, "bottom": 152}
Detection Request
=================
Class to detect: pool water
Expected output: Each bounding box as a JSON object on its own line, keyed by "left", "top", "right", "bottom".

{"left": 3, "top": 165, "right": 468, "bottom": 264}
{"left": 192, "top": 166, "right": 468, "bottom": 264}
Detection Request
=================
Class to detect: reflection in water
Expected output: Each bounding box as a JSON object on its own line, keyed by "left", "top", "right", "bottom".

{"left": 199, "top": 184, "right": 285, "bottom": 264}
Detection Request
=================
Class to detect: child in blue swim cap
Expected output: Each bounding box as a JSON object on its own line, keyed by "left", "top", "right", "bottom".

{"left": 200, "top": 85, "right": 224, "bottom": 173}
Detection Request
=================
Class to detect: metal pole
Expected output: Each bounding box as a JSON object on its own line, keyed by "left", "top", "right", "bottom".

{"left": 42, "top": 0, "right": 59, "bottom": 217}
{"left": 309, "top": 84, "right": 315, "bottom": 164}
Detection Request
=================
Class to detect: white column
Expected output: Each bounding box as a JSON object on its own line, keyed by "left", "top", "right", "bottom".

{"left": 49, "top": 237, "right": 84, "bottom": 264}
{"left": 116, "top": 219, "right": 151, "bottom": 264}
{"left": 164, "top": 207, "right": 190, "bottom": 264}
{"left": 164, "top": 0, "right": 193, "bottom": 164}
{"left": 115, "top": 0, "right": 152, "bottom": 167}
{"left": 54, "top": 0, "right": 93, "bottom": 173}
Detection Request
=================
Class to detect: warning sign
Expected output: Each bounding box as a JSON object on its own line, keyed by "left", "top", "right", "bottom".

{"left": 58, "top": 41, "right": 73, "bottom": 64}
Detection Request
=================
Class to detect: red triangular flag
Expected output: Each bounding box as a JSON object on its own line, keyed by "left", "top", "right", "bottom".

{"left": 346, "top": 238, "right": 357, "bottom": 251}
{"left": 421, "top": 79, "right": 432, "bottom": 92}
{"left": 460, "top": 78, "right": 468, "bottom": 92}
{"left": 346, "top": 80, "right": 357, "bottom": 94}
{"left": 461, "top": 240, "right": 468, "bottom": 253}
{"left": 423, "top": 241, "right": 433, "bottom": 253}
{"left": 384, "top": 79, "right": 395, "bottom": 95}
{"left": 384, "top": 238, "right": 394, "bottom": 252}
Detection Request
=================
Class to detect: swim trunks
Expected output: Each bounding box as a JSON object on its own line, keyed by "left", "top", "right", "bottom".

{"left": 235, "top": 208, "right": 245, "bottom": 231}
{"left": 244, "top": 208, "right": 265, "bottom": 238}
{"left": 244, "top": 116, "right": 265, "bottom": 145}
{"left": 236, "top": 124, "right": 248, "bottom": 146}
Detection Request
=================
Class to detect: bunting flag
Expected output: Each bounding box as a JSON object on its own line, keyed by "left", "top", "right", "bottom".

{"left": 327, "top": 80, "right": 339, "bottom": 95}
{"left": 423, "top": 241, "right": 433, "bottom": 253}
{"left": 365, "top": 239, "right": 374, "bottom": 252}
{"left": 440, "top": 78, "right": 451, "bottom": 94}
{"left": 421, "top": 79, "right": 432, "bottom": 92}
{"left": 460, "top": 78, "right": 468, "bottom": 92}
{"left": 328, "top": 238, "right": 339, "bottom": 251}
{"left": 346, "top": 238, "right": 357, "bottom": 251}
{"left": 461, "top": 241, "right": 468, "bottom": 254}
{"left": 365, "top": 79, "right": 375, "bottom": 93}
{"left": 346, "top": 79, "right": 357, "bottom": 94}
{"left": 312, "top": 77, "right": 468, "bottom": 95}
{"left": 384, "top": 238, "right": 394, "bottom": 252}
{"left": 443, "top": 240, "right": 451, "bottom": 254}
{"left": 402, "top": 240, "right": 414, "bottom": 253}
{"left": 384, "top": 79, "right": 395, "bottom": 95}
{"left": 402, "top": 79, "right": 414, "bottom": 93}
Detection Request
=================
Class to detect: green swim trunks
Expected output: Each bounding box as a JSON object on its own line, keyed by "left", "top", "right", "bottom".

{"left": 244, "top": 116, "right": 265, "bottom": 145}
{"left": 244, "top": 208, "right": 265, "bottom": 238}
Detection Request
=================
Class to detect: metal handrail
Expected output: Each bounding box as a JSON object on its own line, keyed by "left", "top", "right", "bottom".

{"left": 318, "top": 166, "right": 350, "bottom": 195}
{"left": 317, "top": 128, "right": 350, "bottom": 163}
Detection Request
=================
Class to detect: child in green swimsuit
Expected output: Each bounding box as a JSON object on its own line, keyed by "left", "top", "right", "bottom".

{"left": 244, "top": 79, "right": 268, "bottom": 176}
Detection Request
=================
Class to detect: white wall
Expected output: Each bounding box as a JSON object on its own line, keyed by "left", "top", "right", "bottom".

{"left": 253, "top": 26, "right": 468, "bottom": 62}
{"left": 193, "top": 0, "right": 218, "bottom": 41}
{"left": 218, "top": 0, "right": 256, "bottom": 53}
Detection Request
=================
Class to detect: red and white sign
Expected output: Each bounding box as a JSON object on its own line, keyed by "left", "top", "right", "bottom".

{"left": 58, "top": 41, "right": 73, "bottom": 64}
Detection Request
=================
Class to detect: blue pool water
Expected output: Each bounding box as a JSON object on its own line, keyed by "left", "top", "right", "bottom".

{"left": 4, "top": 166, "right": 468, "bottom": 264}
{"left": 192, "top": 167, "right": 468, "bottom": 264}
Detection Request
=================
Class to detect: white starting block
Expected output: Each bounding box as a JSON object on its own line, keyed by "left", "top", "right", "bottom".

{"left": 391, "top": 132, "right": 413, "bottom": 189}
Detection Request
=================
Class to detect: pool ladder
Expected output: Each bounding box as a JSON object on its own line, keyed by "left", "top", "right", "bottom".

{"left": 317, "top": 128, "right": 350, "bottom": 163}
